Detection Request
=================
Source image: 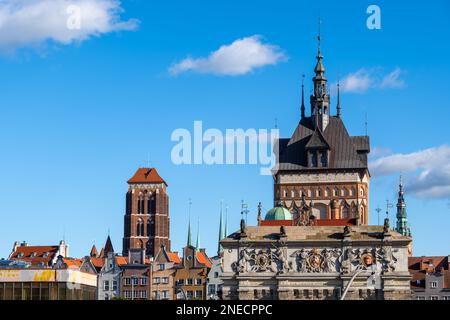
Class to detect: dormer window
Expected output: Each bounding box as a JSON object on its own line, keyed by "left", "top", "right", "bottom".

{"left": 18, "top": 253, "right": 24, "bottom": 258}
{"left": 320, "top": 151, "right": 328, "bottom": 167}
{"left": 30, "top": 252, "right": 36, "bottom": 258}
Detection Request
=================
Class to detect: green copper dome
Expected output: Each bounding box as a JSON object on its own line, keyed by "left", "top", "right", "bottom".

{"left": 265, "top": 203, "right": 293, "bottom": 221}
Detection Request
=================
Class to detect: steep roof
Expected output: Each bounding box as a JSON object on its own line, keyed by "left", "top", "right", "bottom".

{"left": 196, "top": 251, "right": 212, "bottom": 268}
{"left": 104, "top": 236, "right": 114, "bottom": 255}
{"left": 90, "top": 245, "right": 98, "bottom": 257}
{"left": 408, "top": 256, "right": 450, "bottom": 289}
{"left": 275, "top": 117, "right": 369, "bottom": 171}
{"left": 167, "top": 252, "right": 181, "bottom": 264}
{"left": 9, "top": 245, "right": 59, "bottom": 267}
{"left": 128, "top": 167, "right": 167, "bottom": 185}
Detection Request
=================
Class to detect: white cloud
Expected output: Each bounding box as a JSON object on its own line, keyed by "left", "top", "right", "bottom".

{"left": 169, "top": 35, "right": 287, "bottom": 76}
{"left": 339, "top": 67, "right": 406, "bottom": 93}
{"left": 380, "top": 67, "right": 406, "bottom": 89}
{"left": 0, "top": 0, "right": 138, "bottom": 53}
{"left": 370, "top": 145, "right": 450, "bottom": 199}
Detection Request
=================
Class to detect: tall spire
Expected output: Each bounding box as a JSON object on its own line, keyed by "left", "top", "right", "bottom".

{"left": 187, "top": 199, "right": 193, "bottom": 247}
{"left": 314, "top": 18, "right": 326, "bottom": 77}
{"left": 396, "top": 175, "right": 411, "bottom": 236}
{"left": 218, "top": 201, "right": 225, "bottom": 255}
{"left": 336, "top": 82, "right": 341, "bottom": 118}
{"left": 301, "top": 74, "right": 305, "bottom": 119}
{"left": 196, "top": 219, "right": 200, "bottom": 250}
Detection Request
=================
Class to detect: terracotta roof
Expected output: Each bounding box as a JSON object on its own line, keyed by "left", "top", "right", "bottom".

{"left": 196, "top": 251, "right": 212, "bottom": 268}
{"left": 167, "top": 251, "right": 181, "bottom": 264}
{"left": 9, "top": 245, "right": 59, "bottom": 266}
{"left": 408, "top": 256, "right": 450, "bottom": 289}
{"left": 63, "top": 258, "right": 82, "bottom": 268}
{"left": 90, "top": 257, "right": 104, "bottom": 269}
{"left": 116, "top": 256, "right": 128, "bottom": 266}
{"left": 128, "top": 168, "right": 167, "bottom": 185}
{"left": 90, "top": 245, "right": 98, "bottom": 257}
{"left": 259, "top": 218, "right": 357, "bottom": 227}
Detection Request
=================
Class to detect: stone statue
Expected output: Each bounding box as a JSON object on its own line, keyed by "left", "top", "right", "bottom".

{"left": 240, "top": 219, "right": 247, "bottom": 237}
{"left": 341, "top": 248, "right": 356, "bottom": 274}
{"left": 321, "top": 249, "right": 335, "bottom": 273}
{"left": 238, "top": 248, "right": 252, "bottom": 273}
{"left": 378, "top": 246, "right": 397, "bottom": 273}
{"left": 275, "top": 247, "right": 290, "bottom": 274}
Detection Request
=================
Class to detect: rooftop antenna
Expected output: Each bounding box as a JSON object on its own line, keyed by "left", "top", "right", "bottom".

{"left": 375, "top": 206, "right": 382, "bottom": 226}
{"left": 365, "top": 112, "right": 368, "bottom": 136}
{"left": 386, "top": 200, "right": 394, "bottom": 225}
{"left": 241, "top": 200, "right": 249, "bottom": 225}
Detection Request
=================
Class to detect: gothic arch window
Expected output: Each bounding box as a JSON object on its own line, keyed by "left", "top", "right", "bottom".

{"left": 334, "top": 187, "right": 339, "bottom": 197}
{"left": 138, "top": 193, "right": 144, "bottom": 214}
{"left": 147, "top": 218, "right": 154, "bottom": 237}
{"left": 342, "top": 206, "right": 350, "bottom": 219}
{"left": 291, "top": 189, "right": 295, "bottom": 198}
{"left": 360, "top": 187, "right": 365, "bottom": 197}
{"left": 342, "top": 188, "right": 347, "bottom": 197}
{"left": 320, "top": 152, "right": 328, "bottom": 167}
{"left": 148, "top": 193, "right": 156, "bottom": 215}
{"left": 325, "top": 187, "right": 330, "bottom": 197}
{"left": 283, "top": 189, "right": 288, "bottom": 198}
{"left": 316, "top": 188, "right": 322, "bottom": 197}
{"left": 136, "top": 218, "right": 144, "bottom": 236}
{"left": 350, "top": 187, "right": 356, "bottom": 197}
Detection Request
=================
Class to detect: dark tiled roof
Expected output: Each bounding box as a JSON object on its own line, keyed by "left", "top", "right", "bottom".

{"left": 275, "top": 117, "right": 369, "bottom": 171}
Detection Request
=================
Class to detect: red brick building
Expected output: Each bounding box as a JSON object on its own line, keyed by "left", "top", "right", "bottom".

{"left": 123, "top": 168, "right": 170, "bottom": 257}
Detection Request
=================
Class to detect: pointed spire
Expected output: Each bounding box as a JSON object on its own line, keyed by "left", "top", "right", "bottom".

{"left": 336, "top": 81, "right": 341, "bottom": 118}
{"left": 90, "top": 244, "right": 98, "bottom": 258}
{"left": 396, "top": 175, "right": 411, "bottom": 236}
{"left": 196, "top": 219, "right": 200, "bottom": 251}
{"left": 104, "top": 235, "right": 114, "bottom": 254}
{"left": 301, "top": 74, "right": 305, "bottom": 118}
{"left": 225, "top": 204, "right": 228, "bottom": 236}
{"left": 218, "top": 201, "right": 225, "bottom": 255}
{"left": 314, "top": 18, "right": 325, "bottom": 76}
{"left": 187, "top": 199, "right": 193, "bottom": 247}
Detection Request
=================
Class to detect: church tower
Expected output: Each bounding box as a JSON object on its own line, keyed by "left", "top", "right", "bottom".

{"left": 122, "top": 168, "right": 170, "bottom": 257}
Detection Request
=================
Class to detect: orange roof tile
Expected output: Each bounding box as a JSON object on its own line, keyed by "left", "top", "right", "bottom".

{"left": 196, "top": 251, "right": 212, "bottom": 268}
{"left": 116, "top": 256, "right": 128, "bottom": 266}
{"left": 167, "top": 251, "right": 181, "bottom": 264}
{"left": 63, "top": 258, "right": 83, "bottom": 268}
{"left": 90, "top": 257, "right": 105, "bottom": 268}
{"left": 127, "top": 168, "right": 167, "bottom": 185}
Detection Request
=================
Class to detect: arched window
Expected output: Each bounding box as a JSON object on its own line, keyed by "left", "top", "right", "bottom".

{"left": 342, "top": 206, "right": 350, "bottom": 219}
{"left": 147, "top": 219, "right": 154, "bottom": 237}
{"left": 317, "top": 188, "right": 322, "bottom": 197}
{"left": 325, "top": 187, "right": 330, "bottom": 197}
{"left": 148, "top": 193, "right": 155, "bottom": 215}
{"left": 284, "top": 189, "right": 288, "bottom": 198}
{"left": 350, "top": 187, "right": 355, "bottom": 197}
{"left": 138, "top": 193, "right": 144, "bottom": 214}
{"left": 342, "top": 188, "right": 347, "bottom": 197}
{"left": 291, "top": 189, "right": 295, "bottom": 198}
{"left": 360, "top": 187, "right": 365, "bottom": 197}
{"left": 334, "top": 187, "right": 339, "bottom": 197}
{"left": 136, "top": 218, "right": 144, "bottom": 236}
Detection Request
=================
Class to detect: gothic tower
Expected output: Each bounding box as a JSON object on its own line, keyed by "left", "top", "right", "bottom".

{"left": 273, "top": 31, "right": 370, "bottom": 226}
{"left": 122, "top": 167, "right": 170, "bottom": 257}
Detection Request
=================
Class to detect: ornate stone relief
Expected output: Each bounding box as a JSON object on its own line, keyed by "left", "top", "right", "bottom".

{"left": 291, "top": 248, "right": 342, "bottom": 273}
{"left": 234, "top": 246, "right": 292, "bottom": 274}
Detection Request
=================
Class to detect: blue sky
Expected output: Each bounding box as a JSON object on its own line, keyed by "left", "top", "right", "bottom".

{"left": 0, "top": 0, "right": 449, "bottom": 259}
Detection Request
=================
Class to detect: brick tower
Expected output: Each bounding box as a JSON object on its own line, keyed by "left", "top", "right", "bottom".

{"left": 122, "top": 168, "right": 170, "bottom": 257}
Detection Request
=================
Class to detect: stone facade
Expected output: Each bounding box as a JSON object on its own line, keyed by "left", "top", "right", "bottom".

{"left": 220, "top": 225, "right": 412, "bottom": 300}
